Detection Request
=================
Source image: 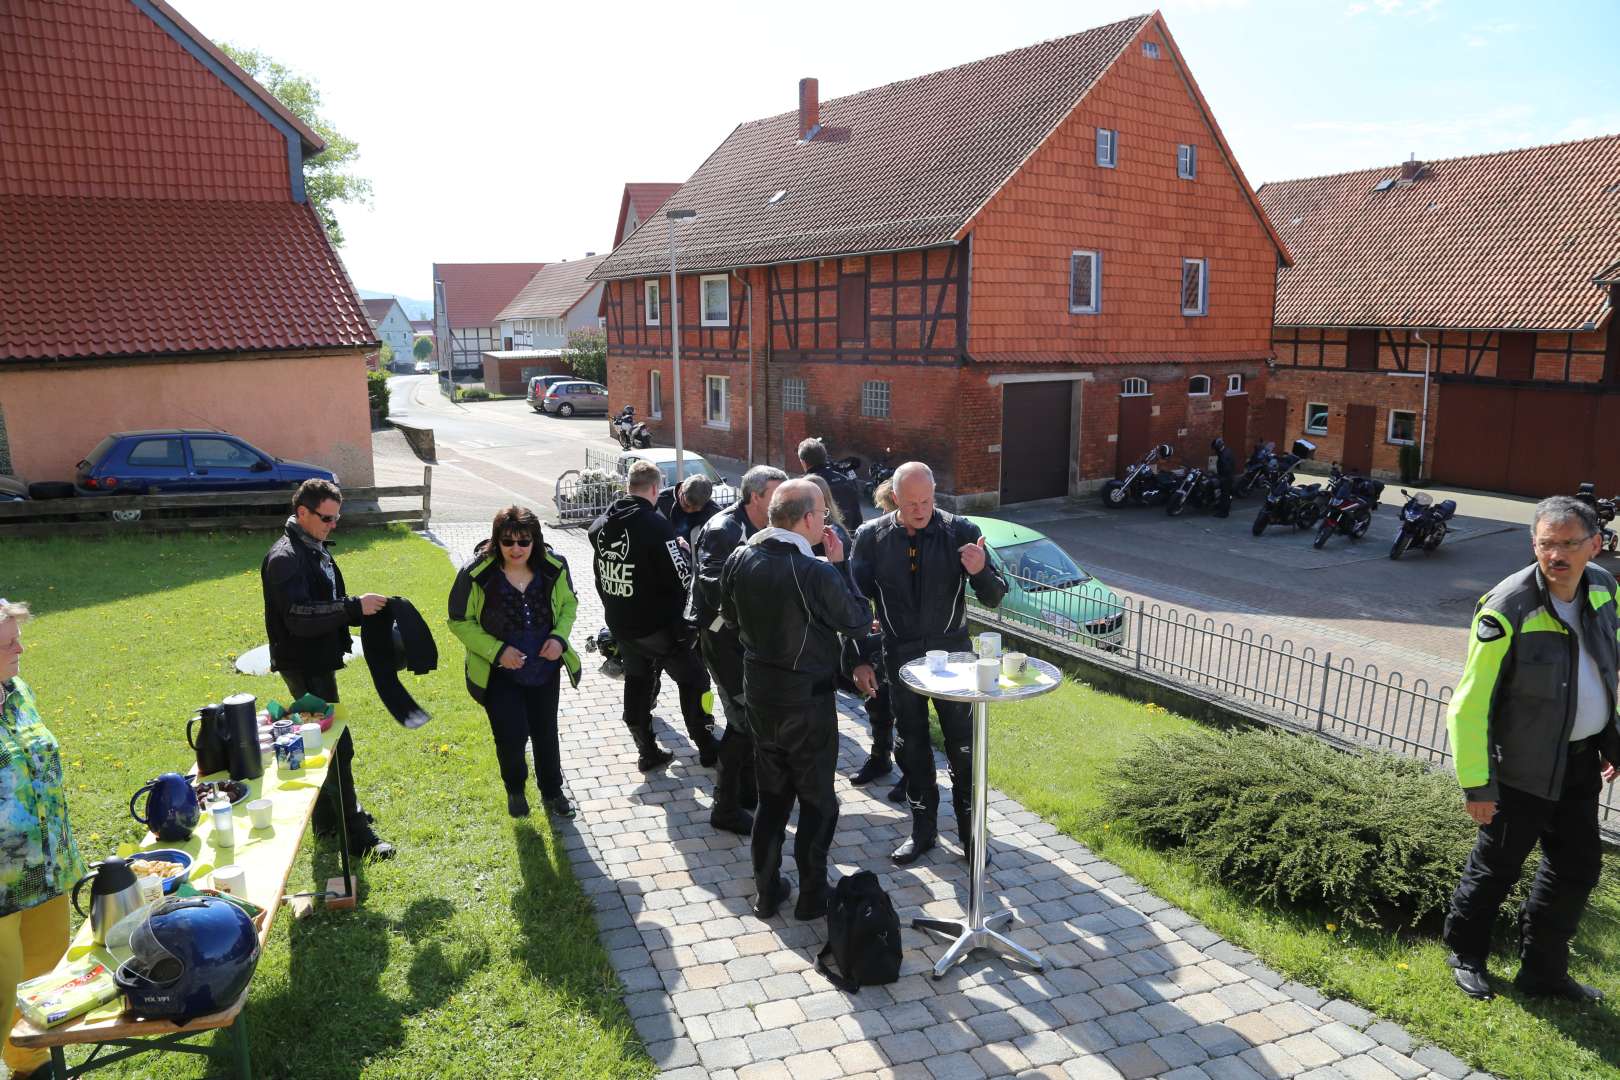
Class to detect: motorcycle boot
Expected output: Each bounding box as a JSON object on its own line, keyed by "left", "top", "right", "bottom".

{"left": 892, "top": 790, "right": 939, "bottom": 865}
{"left": 631, "top": 725, "right": 674, "bottom": 772}
{"left": 711, "top": 724, "right": 756, "bottom": 836}
{"left": 850, "top": 679, "right": 895, "bottom": 784}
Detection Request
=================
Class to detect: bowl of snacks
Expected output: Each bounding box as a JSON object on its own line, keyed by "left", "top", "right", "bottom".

{"left": 192, "top": 778, "right": 249, "bottom": 808}
{"left": 128, "top": 849, "right": 193, "bottom": 895}
{"left": 296, "top": 707, "right": 335, "bottom": 733}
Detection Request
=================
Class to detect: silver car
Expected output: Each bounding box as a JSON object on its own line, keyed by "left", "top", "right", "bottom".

{"left": 540, "top": 381, "right": 610, "bottom": 417}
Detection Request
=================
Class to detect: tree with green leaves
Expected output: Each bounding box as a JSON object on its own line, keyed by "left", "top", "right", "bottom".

{"left": 566, "top": 327, "right": 607, "bottom": 385}
{"left": 413, "top": 337, "right": 433, "bottom": 362}
{"left": 220, "top": 44, "right": 371, "bottom": 246}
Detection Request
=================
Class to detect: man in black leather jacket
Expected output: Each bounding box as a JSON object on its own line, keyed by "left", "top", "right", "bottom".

{"left": 260, "top": 479, "right": 394, "bottom": 859}
{"left": 655, "top": 474, "right": 721, "bottom": 546}
{"left": 798, "top": 437, "right": 865, "bottom": 533}
{"left": 721, "top": 479, "right": 875, "bottom": 920}
{"left": 1212, "top": 437, "right": 1235, "bottom": 518}
{"left": 851, "top": 462, "right": 1008, "bottom": 866}
{"left": 589, "top": 460, "right": 717, "bottom": 771}
{"left": 689, "top": 465, "right": 787, "bottom": 835}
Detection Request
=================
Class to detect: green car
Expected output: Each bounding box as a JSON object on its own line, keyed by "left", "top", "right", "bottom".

{"left": 965, "top": 516, "right": 1127, "bottom": 648}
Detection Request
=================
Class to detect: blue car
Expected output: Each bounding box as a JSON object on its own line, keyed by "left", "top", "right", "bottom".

{"left": 74, "top": 430, "right": 335, "bottom": 495}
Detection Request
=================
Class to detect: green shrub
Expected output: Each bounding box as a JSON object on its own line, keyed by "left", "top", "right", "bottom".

{"left": 1102, "top": 728, "right": 1524, "bottom": 932}
{"left": 457, "top": 386, "right": 491, "bottom": 402}
{"left": 366, "top": 368, "right": 390, "bottom": 421}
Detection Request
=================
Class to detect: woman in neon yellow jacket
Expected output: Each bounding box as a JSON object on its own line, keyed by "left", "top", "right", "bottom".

{"left": 448, "top": 508, "right": 582, "bottom": 819}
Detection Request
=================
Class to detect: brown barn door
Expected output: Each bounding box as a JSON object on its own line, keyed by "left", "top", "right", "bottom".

{"left": 1117, "top": 394, "right": 1154, "bottom": 475}
{"left": 1434, "top": 384, "right": 1513, "bottom": 492}
{"left": 1343, "top": 403, "right": 1376, "bottom": 475}
{"left": 1260, "top": 396, "right": 1288, "bottom": 452}
{"left": 1000, "top": 382, "right": 1073, "bottom": 504}
{"left": 1223, "top": 394, "right": 1249, "bottom": 450}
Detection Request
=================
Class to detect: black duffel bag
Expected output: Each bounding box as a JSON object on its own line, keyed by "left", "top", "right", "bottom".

{"left": 816, "top": 871, "right": 902, "bottom": 992}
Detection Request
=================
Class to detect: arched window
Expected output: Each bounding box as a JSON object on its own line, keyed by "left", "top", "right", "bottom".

{"left": 1187, "top": 375, "right": 1211, "bottom": 396}
{"left": 1122, "top": 377, "right": 1149, "bottom": 397}
{"left": 1227, "top": 373, "right": 1245, "bottom": 394}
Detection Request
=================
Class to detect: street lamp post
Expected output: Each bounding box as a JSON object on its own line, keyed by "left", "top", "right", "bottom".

{"left": 666, "top": 208, "right": 697, "bottom": 483}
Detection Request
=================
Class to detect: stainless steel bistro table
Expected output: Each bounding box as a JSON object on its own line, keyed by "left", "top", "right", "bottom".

{"left": 899, "top": 652, "right": 1062, "bottom": 978}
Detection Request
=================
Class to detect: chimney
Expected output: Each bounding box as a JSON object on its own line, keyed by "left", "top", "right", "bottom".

{"left": 798, "top": 77, "right": 819, "bottom": 140}
{"left": 1399, "top": 153, "right": 1423, "bottom": 182}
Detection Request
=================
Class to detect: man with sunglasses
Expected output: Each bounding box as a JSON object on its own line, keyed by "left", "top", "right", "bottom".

{"left": 261, "top": 479, "right": 394, "bottom": 859}
{"left": 1443, "top": 496, "right": 1619, "bottom": 1002}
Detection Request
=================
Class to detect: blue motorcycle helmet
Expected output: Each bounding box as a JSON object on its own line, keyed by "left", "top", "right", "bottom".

{"left": 113, "top": 896, "right": 260, "bottom": 1021}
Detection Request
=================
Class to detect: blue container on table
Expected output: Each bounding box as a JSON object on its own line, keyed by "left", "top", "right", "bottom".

{"left": 129, "top": 773, "right": 201, "bottom": 842}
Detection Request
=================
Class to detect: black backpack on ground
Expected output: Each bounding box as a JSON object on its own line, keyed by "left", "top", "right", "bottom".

{"left": 816, "top": 871, "right": 902, "bottom": 991}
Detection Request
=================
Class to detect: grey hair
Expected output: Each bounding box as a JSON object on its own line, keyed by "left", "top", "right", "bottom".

{"left": 1533, "top": 495, "right": 1599, "bottom": 537}
{"left": 678, "top": 474, "right": 713, "bottom": 505}
{"left": 0, "top": 599, "right": 31, "bottom": 624}
{"left": 740, "top": 465, "right": 788, "bottom": 507}
{"left": 803, "top": 474, "right": 844, "bottom": 528}
{"left": 892, "top": 461, "right": 935, "bottom": 490}
{"left": 768, "top": 478, "right": 819, "bottom": 529}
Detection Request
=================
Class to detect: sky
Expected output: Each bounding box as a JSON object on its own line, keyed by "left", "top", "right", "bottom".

{"left": 180, "top": 0, "right": 1620, "bottom": 305}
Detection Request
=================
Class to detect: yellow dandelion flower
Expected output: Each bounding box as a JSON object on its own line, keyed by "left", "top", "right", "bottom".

{"left": 1396, "top": 962, "right": 1409, "bottom": 971}
{"left": 1325, "top": 923, "right": 1337, "bottom": 932}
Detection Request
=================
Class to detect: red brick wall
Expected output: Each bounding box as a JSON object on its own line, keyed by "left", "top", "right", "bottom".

{"left": 964, "top": 22, "right": 1278, "bottom": 359}
{"left": 1, "top": 0, "right": 294, "bottom": 201}
{"left": 1268, "top": 367, "right": 1426, "bottom": 479}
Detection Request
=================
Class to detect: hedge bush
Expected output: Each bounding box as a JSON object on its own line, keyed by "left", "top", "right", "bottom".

{"left": 457, "top": 386, "right": 491, "bottom": 402}
{"left": 366, "top": 368, "right": 390, "bottom": 421}
{"left": 1101, "top": 728, "right": 1525, "bottom": 932}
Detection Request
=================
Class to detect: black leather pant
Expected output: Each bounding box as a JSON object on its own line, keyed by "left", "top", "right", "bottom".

{"left": 749, "top": 693, "right": 840, "bottom": 906}
{"left": 280, "top": 670, "right": 358, "bottom": 822}
{"left": 483, "top": 669, "right": 563, "bottom": 799}
{"left": 701, "top": 627, "right": 755, "bottom": 814}
{"left": 1443, "top": 741, "right": 1604, "bottom": 983}
{"left": 888, "top": 660, "right": 972, "bottom": 828}
{"left": 619, "top": 625, "right": 713, "bottom": 748}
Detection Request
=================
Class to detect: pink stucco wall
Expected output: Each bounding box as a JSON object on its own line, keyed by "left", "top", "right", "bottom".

{"left": 0, "top": 350, "right": 375, "bottom": 487}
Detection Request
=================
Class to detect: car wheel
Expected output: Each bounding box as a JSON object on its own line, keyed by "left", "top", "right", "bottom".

{"left": 558, "top": 402, "right": 574, "bottom": 417}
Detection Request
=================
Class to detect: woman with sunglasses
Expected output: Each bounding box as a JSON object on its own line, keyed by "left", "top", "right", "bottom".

{"left": 448, "top": 507, "right": 582, "bottom": 818}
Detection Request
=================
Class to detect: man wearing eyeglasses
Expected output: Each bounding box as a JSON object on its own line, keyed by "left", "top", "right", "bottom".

{"left": 1443, "top": 495, "right": 1619, "bottom": 1002}
{"left": 261, "top": 479, "right": 393, "bottom": 859}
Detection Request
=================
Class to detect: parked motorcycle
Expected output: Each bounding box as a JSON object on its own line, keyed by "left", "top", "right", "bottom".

{"left": 863, "top": 448, "right": 895, "bottom": 501}
{"left": 1389, "top": 489, "right": 1457, "bottom": 559}
{"left": 1234, "top": 437, "right": 1316, "bottom": 498}
{"left": 1312, "top": 466, "right": 1384, "bottom": 549}
{"left": 609, "top": 405, "right": 652, "bottom": 450}
{"left": 1575, "top": 482, "right": 1619, "bottom": 554}
{"left": 1232, "top": 441, "right": 1277, "bottom": 498}
{"left": 1165, "top": 465, "right": 1222, "bottom": 516}
{"left": 1252, "top": 475, "right": 1325, "bottom": 535}
{"left": 828, "top": 453, "right": 864, "bottom": 487}
{"left": 1102, "top": 444, "right": 1181, "bottom": 509}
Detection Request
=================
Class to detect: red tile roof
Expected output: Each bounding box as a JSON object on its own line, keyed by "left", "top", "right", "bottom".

{"left": 1258, "top": 135, "right": 1620, "bottom": 331}
{"left": 362, "top": 297, "right": 402, "bottom": 324}
{"left": 433, "top": 263, "right": 548, "bottom": 328}
{"left": 595, "top": 17, "right": 1162, "bottom": 280}
{"left": 0, "top": 196, "right": 376, "bottom": 361}
{"left": 614, "top": 183, "right": 682, "bottom": 246}
{"left": 495, "top": 256, "right": 609, "bottom": 322}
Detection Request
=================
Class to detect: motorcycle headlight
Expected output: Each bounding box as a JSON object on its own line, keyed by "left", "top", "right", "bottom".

{"left": 1040, "top": 611, "right": 1078, "bottom": 632}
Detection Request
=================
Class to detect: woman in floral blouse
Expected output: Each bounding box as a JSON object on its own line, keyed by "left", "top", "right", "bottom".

{"left": 0, "top": 599, "right": 84, "bottom": 1078}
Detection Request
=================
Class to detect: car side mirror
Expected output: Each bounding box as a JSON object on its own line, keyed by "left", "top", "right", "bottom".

{"left": 251, "top": 459, "right": 272, "bottom": 472}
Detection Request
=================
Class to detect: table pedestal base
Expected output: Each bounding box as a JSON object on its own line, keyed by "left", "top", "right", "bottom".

{"left": 914, "top": 909, "right": 1044, "bottom": 979}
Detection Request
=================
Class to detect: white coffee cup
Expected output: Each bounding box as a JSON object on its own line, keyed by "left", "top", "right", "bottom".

{"left": 976, "top": 631, "right": 1002, "bottom": 659}
{"left": 209, "top": 799, "right": 234, "bottom": 847}
{"left": 213, "top": 865, "right": 246, "bottom": 896}
{"left": 925, "top": 650, "right": 949, "bottom": 674}
{"left": 1002, "top": 652, "right": 1029, "bottom": 679}
{"left": 299, "top": 723, "right": 323, "bottom": 754}
{"left": 975, "top": 657, "right": 1000, "bottom": 692}
{"left": 246, "top": 798, "right": 273, "bottom": 830}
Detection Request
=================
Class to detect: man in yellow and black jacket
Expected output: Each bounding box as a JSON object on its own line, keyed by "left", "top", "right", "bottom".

{"left": 1442, "top": 496, "right": 1619, "bottom": 1002}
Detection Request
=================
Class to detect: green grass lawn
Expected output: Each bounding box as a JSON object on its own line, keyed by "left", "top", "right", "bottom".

{"left": 6, "top": 528, "right": 652, "bottom": 1080}
{"left": 990, "top": 682, "right": 1620, "bottom": 1080}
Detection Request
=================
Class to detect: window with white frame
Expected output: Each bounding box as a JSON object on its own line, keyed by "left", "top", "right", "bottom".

{"left": 1095, "top": 127, "right": 1117, "bottom": 168}
{"left": 700, "top": 275, "right": 729, "bottom": 326}
{"left": 1387, "top": 410, "right": 1416, "bottom": 446}
{"left": 1305, "top": 402, "right": 1329, "bottom": 435}
{"left": 1069, "top": 250, "right": 1100, "bottom": 314}
{"left": 649, "top": 370, "right": 663, "bottom": 418}
{"left": 644, "top": 280, "right": 660, "bottom": 325}
{"left": 1122, "top": 377, "right": 1149, "bottom": 397}
{"left": 861, "top": 380, "right": 890, "bottom": 419}
{"left": 1226, "top": 373, "right": 1244, "bottom": 394}
{"left": 783, "top": 377, "right": 807, "bottom": 412}
{"left": 1142, "top": 41, "right": 1160, "bottom": 58}
{"left": 1188, "top": 375, "right": 1210, "bottom": 396}
{"left": 705, "top": 375, "right": 729, "bottom": 427}
{"left": 1181, "top": 258, "right": 1208, "bottom": 316}
{"left": 1177, "top": 143, "right": 1197, "bottom": 180}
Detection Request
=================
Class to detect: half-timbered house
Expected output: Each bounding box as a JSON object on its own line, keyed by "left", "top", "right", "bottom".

{"left": 591, "top": 13, "right": 1288, "bottom": 509}
{"left": 1257, "top": 137, "right": 1620, "bottom": 494}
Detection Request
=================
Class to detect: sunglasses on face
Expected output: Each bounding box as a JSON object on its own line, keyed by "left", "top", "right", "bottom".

{"left": 310, "top": 511, "right": 339, "bottom": 525}
{"left": 500, "top": 536, "right": 534, "bottom": 548}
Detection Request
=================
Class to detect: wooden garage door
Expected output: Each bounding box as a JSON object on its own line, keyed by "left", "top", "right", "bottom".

{"left": 1117, "top": 393, "right": 1154, "bottom": 475}
{"left": 1436, "top": 382, "right": 1619, "bottom": 495}
{"left": 1259, "top": 396, "right": 1288, "bottom": 452}
{"left": 1223, "top": 394, "right": 1249, "bottom": 450}
{"left": 1000, "top": 381, "right": 1072, "bottom": 504}
{"left": 1343, "top": 403, "right": 1375, "bottom": 475}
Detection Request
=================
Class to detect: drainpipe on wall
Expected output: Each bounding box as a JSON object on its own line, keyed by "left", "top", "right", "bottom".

{"left": 1413, "top": 331, "right": 1433, "bottom": 479}
{"left": 732, "top": 269, "right": 753, "bottom": 464}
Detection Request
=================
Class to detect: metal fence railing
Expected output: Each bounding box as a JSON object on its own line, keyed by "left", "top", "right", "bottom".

{"left": 968, "top": 572, "right": 1620, "bottom": 832}
{"left": 556, "top": 449, "right": 740, "bottom": 526}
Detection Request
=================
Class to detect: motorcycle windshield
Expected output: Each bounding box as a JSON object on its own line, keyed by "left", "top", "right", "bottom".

{"left": 999, "top": 539, "right": 1089, "bottom": 591}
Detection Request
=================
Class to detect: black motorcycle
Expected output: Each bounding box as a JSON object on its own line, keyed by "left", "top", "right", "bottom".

{"left": 1166, "top": 465, "right": 1222, "bottom": 516}
{"left": 1252, "top": 475, "right": 1324, "bottom": 535}
{"left": 1232, "top": 441, "right": 1276, "bottom": 498}
{"left": 829, "top": 453, "right": 864, "bottom": 487}
{"left": 1312, "top": 467, "right": 1384, "bottom": 549}
{"left": 1389, "top": 489, "right": 1457, "bottom": 559}
{"left": 1102, "top": 443, "right": 1181, "bottom": 508}
{"left": 863, "top": 447, "right": 895, "bottom": 501}
{"left": 1234, "top": 437, "right": 1317, "bottom": 498}
{"left": 609, "top": 405, "right": 652, "bottom": 450}
{"left": 1575, "top": 482, "right": 1619, "bottom": 554}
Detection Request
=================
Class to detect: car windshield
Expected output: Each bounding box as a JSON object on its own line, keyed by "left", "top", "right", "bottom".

{"left": 996, "top": 538, "right": 1089, "bottom": 591}
{"left": 654, "top": 459, "right": 722, "bottom": 487}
